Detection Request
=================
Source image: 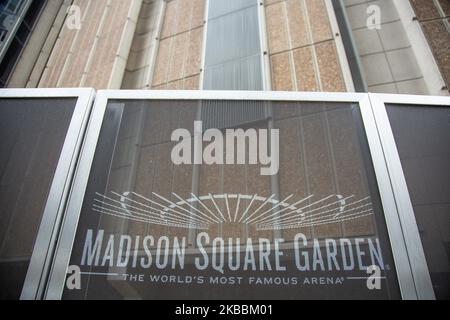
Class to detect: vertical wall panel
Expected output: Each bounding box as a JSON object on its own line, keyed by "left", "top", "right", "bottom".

{"left": 316, "top": 41, "right": 346, "bottom": 92}
{"left": 293, "top": 46, "right": 318, "bottom": 91}
{"left": 265, "top": 0, "right": 346, "bottom": 92}
{"left": 203, "top": 0, "right": 263, "bottom": 90}
{"left": 409, "top": 0, "right": 450, "bottom": 92}
{"left": 306, "top": 0, "right": 333, "bottom": 43}
{"left": 266, "top": 2, "right": 289, "bottom": 54}
{"left": 271, "top": 52, "right": 294, "bottom": 91}
{"left": 38, "top": 0, "right": 141, "bottom": 89}
{"left": 151, "top": 0, "right": 205, "bottom": 90}
{"left": 286, "top": 0, "right": 309, "bottom": 48}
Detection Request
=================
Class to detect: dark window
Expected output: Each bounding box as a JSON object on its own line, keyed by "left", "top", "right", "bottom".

{"left": 0, "top": 0, "right": 46, "bottom": 87}
{"left": 386, "top": 104, "right": 450, "bottom": 300}
{"left": 0, "top": 97, "right": 76, "bottom": 299}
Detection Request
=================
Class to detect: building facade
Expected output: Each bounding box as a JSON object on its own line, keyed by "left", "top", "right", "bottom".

{"left": 1, "top": 0, "right": 449, "bottom": 95}
{"left": 0, "top": 0, "right": 449, "bottom": 300}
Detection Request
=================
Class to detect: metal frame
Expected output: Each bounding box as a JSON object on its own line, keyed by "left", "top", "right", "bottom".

{"left": 0, "top": 88, "right": 95, "bottom": 300}
{"left": 44, "top": 90, "right": 428, "bottom": 300}
{"left": 324, "top": 0, "right": 356, "bottom": 93}
{"left": 258, "top": 0, "right": 271, "bottom": 91}
{"left": 368, "top": 93, "right": 450, "bottom": 299}
{"left": 0, "top": 0, "right": 33, "bottom": 63}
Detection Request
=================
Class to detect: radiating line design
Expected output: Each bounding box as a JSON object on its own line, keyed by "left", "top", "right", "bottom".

{"left": 92, "top": 191, "right": 374, "bottom": 231}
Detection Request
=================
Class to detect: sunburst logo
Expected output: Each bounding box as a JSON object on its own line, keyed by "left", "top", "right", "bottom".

{"left": 92, "top": 192, "right": 374, "bottom": 231}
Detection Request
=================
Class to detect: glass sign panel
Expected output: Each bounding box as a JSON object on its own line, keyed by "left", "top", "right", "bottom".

{"left": 0, "top": 97, "right": 76, "bottom": 299}
{"left": 63, "top": 100, "right": 401, "bottom": 300}
{"left": 386, "top": 104, "right": 449, "bottom": 300}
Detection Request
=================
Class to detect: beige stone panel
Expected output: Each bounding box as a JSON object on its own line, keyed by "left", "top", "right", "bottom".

{"left": 59, "top": 47, "right": 91, "bottom": 87}
{"left": 84, "top": 45, "right": 117, "bottom": 88}
{"left": 152, "top": 83, "right": 167, "bottom": 90}
{"left": 421, "top": 20, "right": 450, "bottom": 90}
{"left": 168, "top": 32, "right": 189, "bottom": 82}
{"left": 409, "top": 0, "right": 441, "bottom": 21}
{"left": 58, "top": 0, "right": 107, "bottom": 86}
{"left": 102, "top": 1, "right": 132, "bottom": 41}
{"left": 327, "top": 108, "right": 375, "bottom": 237}
{"left": 84, "top": 61, "right": 114, "bottom": 89}
{"left": 86, "top": 1, "right": 131, "bottom": 63}
{"left": 270, "top": 52, "right": 294, "bottom": 91}
{"left": 76, "top": 0, "right": 106, "bottom": 51}
{"left": 176, "top": 0, "right": 193, "bottom": 35}
{"left": 265, "top": 0, "right": 280, "bottom": 5}
{"left": 183, "top": 75, "right": 200, "bottom": 90}
{"left": 83, "top": 20, "right": 128, "bottom": 88}
{"left": 191, "top": 0, "right": 206, "bottom": 29}
{"left": 161, "top": 0, "right": 178, "bottom": 39}
{"left": 302, "top": 113, "right": 341, "bottom": 239}
{"left": 315, "top": 41, "right": 346, "bottom": 92}
{"left": 286, "top": 0, "right": 309, "bottom": 48}
{"left": 265, "top": 2, "right": 289, "bottom": 54}
{"left": 166, "top": 79, "right": 184, "bottom": 90}
{"left": 275, "top": 118, "right": 311, "bottom": 241}
{"left": 184, "top": 27, "right": 203, "bottom": 78}
{"left": 152, "top": 38, "right": 171, "bottom": 86}
{"left": 305, "top": 0, "right": 332, "bottom": 43}
{"left": 292, "top": 46, "right": 319, "bottom": 91}
{"left": 38, "top": 0, "right": 88, "bottom": 87}
{"left": 152, "top": 38, "right": 172, "bottom": 86}
{"left": 38, "top": 27, "right": 78, "bottom": 87}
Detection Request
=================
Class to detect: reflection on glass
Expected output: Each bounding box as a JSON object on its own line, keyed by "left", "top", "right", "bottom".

{"left": 386, "top": 104, "right": 450, "bottom": 300}
{"left": 0, "top": 98, "right": 75, "bottom": 299}
{"left": 203, "top": 0, "right": 263, "bottom": 90}
{"left": 64, "top": 100, "right": 400, "bottom": 300}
